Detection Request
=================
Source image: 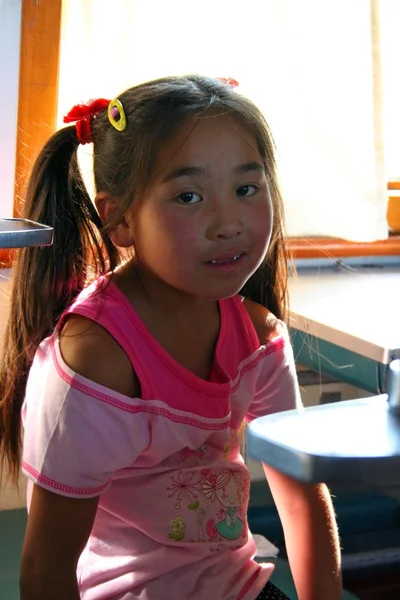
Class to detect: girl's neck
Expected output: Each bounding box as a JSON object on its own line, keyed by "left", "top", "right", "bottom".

{"left": 113, "top": 259, "right": 218, "bottom": 323}
{"left": 112, "top": 259, "right": 221, "bottom": 381}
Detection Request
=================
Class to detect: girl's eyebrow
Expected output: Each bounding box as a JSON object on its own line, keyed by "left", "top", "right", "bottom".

{"left": 233, "top": 161, "right": 264, "bottom": 175}
{"left": 162, "top": 161, "right": 264, "bottom": 183}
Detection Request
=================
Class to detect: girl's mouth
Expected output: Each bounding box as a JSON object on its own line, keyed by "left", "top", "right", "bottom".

{"left": 204, "top": 253, "right": 245, "bottom": 272}
{"left": 208, "top": 253, "right": 242, "bottom": 265}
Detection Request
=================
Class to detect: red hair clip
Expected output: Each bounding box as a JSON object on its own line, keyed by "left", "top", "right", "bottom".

{"left": 63, "top": 98, "right": 110, "bottom": 144}
{"left": 218, "top": 77, "right": 239, "bottom": 88}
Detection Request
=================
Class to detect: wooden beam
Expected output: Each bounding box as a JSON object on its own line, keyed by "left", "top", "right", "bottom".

{"left": 14, "top": 0, "right": 62, "bottom": 214}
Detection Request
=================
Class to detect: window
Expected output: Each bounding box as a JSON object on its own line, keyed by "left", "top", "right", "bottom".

{"left": 3, "top": 0, "right": 399, "bottom": 268}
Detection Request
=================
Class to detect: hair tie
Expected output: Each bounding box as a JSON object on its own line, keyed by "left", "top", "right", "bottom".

{"left": 63, "top": 98, "right": 110, "bottom": 144}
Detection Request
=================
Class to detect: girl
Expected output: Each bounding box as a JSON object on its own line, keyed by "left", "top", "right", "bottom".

{"left": 0, "top": 76, "right": 341, "bottom": 599}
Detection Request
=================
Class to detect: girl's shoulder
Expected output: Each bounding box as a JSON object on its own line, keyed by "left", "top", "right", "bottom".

{"left": 59, "top": 314, "right": 140, "bottom": 397}
{"left": 241, "top": 297, "right": 284, "bottom": 346}
{"left": 57, "top": 274, "right": 141, "bottom": 397}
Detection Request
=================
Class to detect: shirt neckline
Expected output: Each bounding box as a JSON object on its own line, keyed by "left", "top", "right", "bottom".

{"left": 104, "top": 277, "right": 232, "bottom": 395}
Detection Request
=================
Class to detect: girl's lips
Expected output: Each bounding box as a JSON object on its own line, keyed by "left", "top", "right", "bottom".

{"left": 203, "top": 253, "right": 246, "bottom": 272}
{"left": 205, "top": 250, "right": 246, "bottom": 263}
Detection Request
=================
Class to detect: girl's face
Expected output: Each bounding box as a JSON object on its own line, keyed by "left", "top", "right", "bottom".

{"left": 127, "top": 114, "right": 273, "bottom": 301}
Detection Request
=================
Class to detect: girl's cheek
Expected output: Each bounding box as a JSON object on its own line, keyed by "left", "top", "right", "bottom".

{"left": 160, "top": 212, "right": 199, "bottom": 243}
{"left": 252, "top": 211, "right": 273, "bottom": 242}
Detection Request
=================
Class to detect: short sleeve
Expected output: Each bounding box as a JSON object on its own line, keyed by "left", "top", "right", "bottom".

{"left": 245, "top": 322, "right": 302, "bottom": 423}
{"left": 22, "top": 335, "right": 149, "bottom": 498}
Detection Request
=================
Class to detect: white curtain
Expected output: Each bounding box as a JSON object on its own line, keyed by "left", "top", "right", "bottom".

{"left": 58, "top": 0, "right": 394, "bottom": 241}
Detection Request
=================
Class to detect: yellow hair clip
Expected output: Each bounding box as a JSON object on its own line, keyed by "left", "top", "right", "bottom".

{"left": 108, "top": 98, "right": 127, "bottom": 132}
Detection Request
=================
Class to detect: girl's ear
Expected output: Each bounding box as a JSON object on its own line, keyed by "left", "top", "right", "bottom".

{"left": 95, "top": 192, "right": 135, "bottom": 248}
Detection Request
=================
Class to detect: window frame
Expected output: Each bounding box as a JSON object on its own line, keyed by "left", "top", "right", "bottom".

{"left": 0, "top": 0, "right": 62, "bottom": 267}
{"left": 2, "top": 0, "right": 399, "bottom": 268}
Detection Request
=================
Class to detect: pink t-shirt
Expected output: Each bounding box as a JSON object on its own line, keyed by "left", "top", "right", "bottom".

{"left": 22, "top": 277, "right": 301, "bottom": 600}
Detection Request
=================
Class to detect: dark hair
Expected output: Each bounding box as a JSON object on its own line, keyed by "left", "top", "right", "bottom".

{"left": 0, "top": 74, "right": 287, "bottom": 484}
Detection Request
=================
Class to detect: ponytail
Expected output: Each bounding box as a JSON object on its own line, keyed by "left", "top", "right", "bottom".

{"left": 0, "top": 125, "right": 118, "bottom": 484}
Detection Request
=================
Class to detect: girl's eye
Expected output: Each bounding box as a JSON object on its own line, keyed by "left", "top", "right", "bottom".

{"left": 177, "top": 192, "right": 201, "bottom": 204}
{"left": 236, "top": 185, "right": 257, "bottom": 197}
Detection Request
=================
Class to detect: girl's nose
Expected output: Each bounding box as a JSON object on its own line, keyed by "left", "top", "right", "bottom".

{"left": 206, "top": 203, "right": 244, "bottom": 241}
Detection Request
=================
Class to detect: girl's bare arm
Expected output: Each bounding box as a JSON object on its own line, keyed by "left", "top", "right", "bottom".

{"left": 20, "top": 485, "right": 99, "bottom": 599}
{"left": 263, "top": 463, "right": 342, "bottom": 600}
{"left": 21, "top": 315, "right": 139, "bottom": 598}
{"left": 244, "top": 299, "right": 341, "bottom": 598}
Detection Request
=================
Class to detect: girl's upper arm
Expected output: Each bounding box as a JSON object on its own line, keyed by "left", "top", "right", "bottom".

{"left": 22, "top": 484, "right": 99, "bottom": 572}
{"left": 21, "top": 319, "right": 142, "bottom": 578}
{"left": 242, "top": 298, "right": 303, "bottom": 419}
{"left": 242, "top": 298, "right": 280, "bottom": 345}
{"left": 60, "top": 314, "right": 140, "bottom": 397}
